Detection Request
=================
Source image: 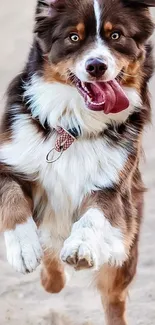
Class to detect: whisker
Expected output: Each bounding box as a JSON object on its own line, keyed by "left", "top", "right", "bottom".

{"left": 122, "top": 72, "right": 138, "bottom": 78}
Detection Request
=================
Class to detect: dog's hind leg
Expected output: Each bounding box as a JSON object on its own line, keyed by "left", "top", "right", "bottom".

{"left": 102, "top": 290, "right": 127, "bottom": 325}
{"left": 41, "top": 250, "right": 66, "bottom": 293}
{"left": 97, "top": 239, "right": 138, "bottom": 325}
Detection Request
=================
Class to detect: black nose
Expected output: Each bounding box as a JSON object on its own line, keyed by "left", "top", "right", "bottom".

{"left": 85, "top": 58, "right": 108, "bottom": 78}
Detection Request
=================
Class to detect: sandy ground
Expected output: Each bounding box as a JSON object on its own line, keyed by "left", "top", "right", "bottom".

{"left": 0, "top": 2, "right": 155, "bottom": 324}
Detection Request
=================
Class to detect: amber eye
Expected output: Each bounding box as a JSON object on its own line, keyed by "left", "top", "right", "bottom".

{"left": 110, "top": 31, "right": 121, "bottom": 40}
{"left": 69, "top": 33, "right": 80, "bottom": 43}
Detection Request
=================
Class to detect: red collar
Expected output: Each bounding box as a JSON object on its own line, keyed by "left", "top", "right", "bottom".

{"left": 46, "top": 127, "right": 79, "bottom": 163}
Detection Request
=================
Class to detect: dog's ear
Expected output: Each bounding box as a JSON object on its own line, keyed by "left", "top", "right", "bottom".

{"left": 36, "top": 0, "right": 65, "bottom": 13}
{"left": 35, "top": 0, "right": 65, "bottom": 22}
{"left": 35, "top": 0, "right": 65, "bottom": 53}
{"left": 127, "top": 0, "right": 155, "bottom": 6}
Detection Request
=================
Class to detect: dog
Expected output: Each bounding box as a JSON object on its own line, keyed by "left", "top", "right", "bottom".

{"left": 0, "top": 0, "right": 155, "bottom": 324}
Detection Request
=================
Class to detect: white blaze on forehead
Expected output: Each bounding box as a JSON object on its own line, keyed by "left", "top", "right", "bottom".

{"left": 94, "top": 0, "right": 101, "bottom": 37}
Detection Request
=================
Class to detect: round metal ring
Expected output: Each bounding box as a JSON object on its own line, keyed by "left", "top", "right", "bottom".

{"left": 46, "top": 147, "right": 63, "bottom": 163}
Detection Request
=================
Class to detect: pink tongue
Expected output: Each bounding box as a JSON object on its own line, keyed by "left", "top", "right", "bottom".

{"left": 91, "top": 80, "right": 129, "bottom": 114}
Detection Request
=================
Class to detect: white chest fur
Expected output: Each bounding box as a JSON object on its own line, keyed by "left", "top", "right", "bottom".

{"left": 1, "top": 115, "right": 128, "bottom": 251}
{"left": 1, "top": 75, "right": 141, "bottom": 252}
{"left": 1, "top": 114, "right": 127, "bottom": 210}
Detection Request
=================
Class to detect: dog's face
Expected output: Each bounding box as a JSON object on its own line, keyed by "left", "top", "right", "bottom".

{"left": 35, "top": 0, "right": 154, "bottom": 114}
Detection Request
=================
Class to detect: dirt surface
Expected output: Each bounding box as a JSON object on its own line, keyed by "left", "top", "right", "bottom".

{"left": 0, "top": 2, "right": 155, "bottom": 324}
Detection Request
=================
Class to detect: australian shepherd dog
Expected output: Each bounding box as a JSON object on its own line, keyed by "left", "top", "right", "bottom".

{"left": 0, "top": 0, "right": 155, "bottom": 324}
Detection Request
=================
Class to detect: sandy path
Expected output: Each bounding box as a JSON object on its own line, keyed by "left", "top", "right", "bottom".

{"left": 0, "top": 2, "right": 155, "bottom": 324}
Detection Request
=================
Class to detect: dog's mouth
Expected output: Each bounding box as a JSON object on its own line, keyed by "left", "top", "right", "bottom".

{"left": 70, "top": 72, "right": 129, "bottom": 114}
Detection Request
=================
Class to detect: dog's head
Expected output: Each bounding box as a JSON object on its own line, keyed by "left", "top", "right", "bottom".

{"left": 34, "top": 0, "right": 154, "bottom": 116}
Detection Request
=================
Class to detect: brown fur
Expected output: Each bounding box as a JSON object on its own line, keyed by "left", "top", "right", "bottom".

{"left": 41, "top": 251, "right": 66, "bottom": 293}
{"left": 104, "top": 22, "right": 113, "bottom": 38}
{"left": 121, "top": 59, "right": 145, "bottom": 90}
{"left": 0, "top": 172, "right": 32, "bottom": 231}
{"left": 104, "top": 22, "right": 113, "bottom": 32}
{"left": 43, "top": 60, "right": 73, "bottom": 84}
{"left": 76, "top": 23, "right": 85, "bottom": 40}
{"left": 98, "top": 232, "right": 139, "bottom": 325}
{"left": 0, "top": 1, "right": 154, "bottom": 324}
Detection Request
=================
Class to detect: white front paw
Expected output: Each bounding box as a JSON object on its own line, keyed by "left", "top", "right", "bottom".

{"left": 61, "top": 231, "right": 126, "bottom": 270}
{"left": 60, "top": 209, "right": 127, "bottom": 270}
{"left": 60, "top": 237, "right": 98, "bottom": 270}
{"left": 4, "top": 217, "right": 43, "bottom": 274}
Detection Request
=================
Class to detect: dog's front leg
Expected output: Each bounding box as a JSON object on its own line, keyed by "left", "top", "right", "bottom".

{"left": 60, "top": 207, "right": 126, "bottom": 270}
{"left": 0, "top": 173, "right": 43, "bottom": 273}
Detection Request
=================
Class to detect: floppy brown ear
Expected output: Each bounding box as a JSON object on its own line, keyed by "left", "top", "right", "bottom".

{"left": 128, "top": 0, "right": 155, "bottom": 6}
{"left": 35, "top": 0, "right": 66, "bottom": 53}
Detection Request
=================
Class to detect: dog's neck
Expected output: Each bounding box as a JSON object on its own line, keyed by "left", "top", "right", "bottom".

{"left": 24, "top": 74, "right": 141, "bottom": 137}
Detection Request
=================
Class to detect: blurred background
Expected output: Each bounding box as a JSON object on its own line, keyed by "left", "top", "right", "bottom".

{"left": 0, "top": 2, "right": 155, "bottom": 324}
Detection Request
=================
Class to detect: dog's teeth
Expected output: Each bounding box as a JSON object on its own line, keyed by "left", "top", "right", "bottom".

{"left": 87, "top": 95, "right": 91, "bottom": 103}
{"left": 92, "top": 102, "right": 99, "bottom": 106}
{"left": 91, "top": 101, "right": 105, "bottom": 106}
{"left": 81, "top": 82, "right": 90, "bottom": 95}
